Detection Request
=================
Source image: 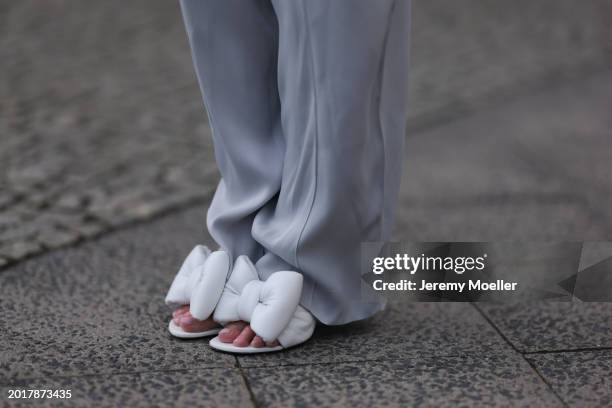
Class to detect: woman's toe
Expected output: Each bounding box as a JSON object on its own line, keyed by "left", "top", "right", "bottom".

{"left": 233, "top": 325, "right": 256, "bottom": 347}
{"left": 172, "top": 305, "right": 190, "bottom": 322}
{"left": 218, "top": 322, "right": 247, "bottom": 343}
{"left": 178, "top": 314, "right": 196, "bottom": 328}
{"left": 250, "top": 335, "right": 265, "bottom": 348}
{"left": 177, "top": 312, "right": 218, "bottom": 333}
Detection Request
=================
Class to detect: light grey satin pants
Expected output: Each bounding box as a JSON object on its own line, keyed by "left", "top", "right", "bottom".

{"left": 180, "top": 0, "right": 410, "bottom": 325}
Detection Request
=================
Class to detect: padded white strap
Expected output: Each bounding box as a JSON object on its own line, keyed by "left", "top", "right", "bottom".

{"left": 165, "top": 245, "right": 211, "bottom": 309}
{"left": 189, "top": 251, "right": 231, "bottom": 320}
{"left": 165, "top": 246, "right": 231, "bottom": 321}
{"left": 213, "top": 256, "right": 315, "bottom": 346}
{"left": 276, "top": 305, "right": 316, "bottom": 348}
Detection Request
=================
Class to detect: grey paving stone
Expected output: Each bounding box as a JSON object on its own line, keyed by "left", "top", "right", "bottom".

{"left": 54, "top": 193, "right": 87, "bottom": 211}
{"left": 477, "top": 303, "right": 612, "bottom": 352}
{"left": 396, "top": 71, "right": 612, "bottom": 242}
{"left": 409, "top": 0, "right": 612, "bottom": 125}
{"left": 0, "top": 220, "right": 41, "bottom": 243}
{"left": 244, "top": 354, "right": 561, "bottom": 407}
{"left": 0, "top": 241, "right": 42, "bottom": 260}
{"left": 527, "top": 350, "right": 612, "bottom": 408}
{"left": 1, "top": 368, "right": 252, "bottom": 408}
{"left": 90, "top": 207, "right": 213, "bottom": 282}
{"left": 237, "top": 300, "right": 511, "bottom": 368}
{"left": 77, "top": 221, "right": 107, "bottom": 239}
{"left": 37, "top": 227, "right": 80, "bottom": 250}
{"left": 394, "top": 200, "right": 603, "bottom": 242}
{"left": 0, "top": 208, "right": 233, "bottom": 383}
{"left": 0, "top": 193, "right": 16, "bottom": 211}
{"left": 0, "top": 212, "right": 26, "bottom": 232}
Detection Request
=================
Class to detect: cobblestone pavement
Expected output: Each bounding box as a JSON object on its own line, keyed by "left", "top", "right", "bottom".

{"left": 1, "top": 2, "right": 612, "bottom": 405}
{"left": 1, "top": 206, "right": 610, "bottom": 406}
{"left": 1, "top": 0, "right": 612, "bottom": 268}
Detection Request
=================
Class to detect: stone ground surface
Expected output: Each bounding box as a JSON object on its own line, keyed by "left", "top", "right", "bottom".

{"left": 1, "top": 0, "right": 612, "bottom": 407}
{"left": 2, "top": 0, "right": 612, "bottom": 266}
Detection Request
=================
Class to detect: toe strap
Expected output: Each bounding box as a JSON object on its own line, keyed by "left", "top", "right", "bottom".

{"left": 165, "top": 246, "right": 231, "bottom": 321}
{"left": 213, "top": 256, "right": 315, "bottom": 347}
{"left": 189, "top": 251, "right": 232, "bottom": 320}
{"left": 249, "top": 271, "right": 303, "bottom": 341}
{"left": 273, "top": 305, "right": 316, "bottom": 348}
{"left": 165, "top": 245, "right": 211, "bottom": 309}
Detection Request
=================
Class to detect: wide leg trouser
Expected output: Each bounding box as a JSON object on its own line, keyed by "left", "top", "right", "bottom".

{"left": 180, "top": 0, "right": 411, "bottom": 325}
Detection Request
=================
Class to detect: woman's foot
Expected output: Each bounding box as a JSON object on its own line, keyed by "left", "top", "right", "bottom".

{"left": 172, "top": 305, "right": 220, "bottom": 333}
{"left": 218, "top": 321, "right": 280, "bottom": 348}
{"left": 171, "top": 307, "right": 279, "bottom": 347}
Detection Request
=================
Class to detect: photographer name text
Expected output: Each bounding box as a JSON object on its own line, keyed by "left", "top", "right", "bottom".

{"left": 372, "top": 279, "right": 517, "bottom": 292}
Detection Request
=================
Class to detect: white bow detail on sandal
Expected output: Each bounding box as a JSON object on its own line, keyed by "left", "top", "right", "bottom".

{"left": 165, "top": 245, "right": 231, "bottom": 338}
{"left": 210, "top": 255, "right": 315, "bottom": 354}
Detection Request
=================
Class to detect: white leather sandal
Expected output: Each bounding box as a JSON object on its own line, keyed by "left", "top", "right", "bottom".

{"left": 165, "top": 245, "right": 231, "bottom": 338}
{"left": 209, "top": 256, "right": 316, "bottom": 354}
